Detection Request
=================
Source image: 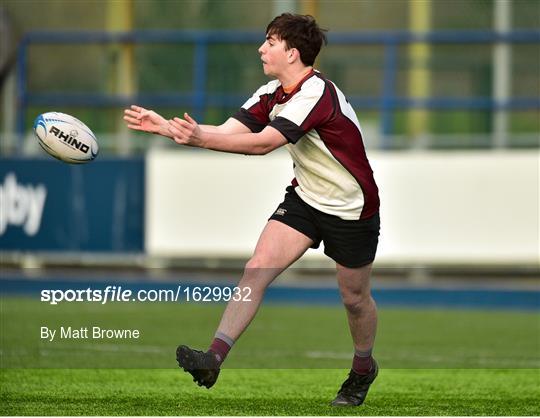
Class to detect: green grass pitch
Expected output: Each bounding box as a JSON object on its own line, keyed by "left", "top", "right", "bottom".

{"left": 1, "top": 297, "right": 539, "bottom": 415}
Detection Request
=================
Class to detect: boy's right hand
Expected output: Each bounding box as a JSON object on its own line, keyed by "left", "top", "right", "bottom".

{"left": 123, "top": 105, "right": 171, "bottom": 137}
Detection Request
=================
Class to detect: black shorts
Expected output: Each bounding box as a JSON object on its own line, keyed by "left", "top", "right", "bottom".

{"left": 269, "top": 186, "right": 380, "bottom": 268}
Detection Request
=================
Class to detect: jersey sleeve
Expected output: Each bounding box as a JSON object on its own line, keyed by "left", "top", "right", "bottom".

{"left": 232, "top": 83, "right": 275, "bottom": 133}
{"left": 269, "top": 78, "right": 331, "bottom": 144}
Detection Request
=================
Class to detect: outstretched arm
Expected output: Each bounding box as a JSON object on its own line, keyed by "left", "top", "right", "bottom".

{"left": 199, "top": 117, "right": 253, "bottom": 135}
{"left": 169, "top": 113, "right": 287, "bottom": 155}
{"left": 123, "top": 105, "right": 252, "bottom": 138}
{"left": 123, "top": 105, "right": 172, "bottom": 137}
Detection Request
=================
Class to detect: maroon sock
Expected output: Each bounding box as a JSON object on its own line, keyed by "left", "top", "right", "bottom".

{"left": 208, "top": 337, "right": 232, "bottom": 365}
{"left": 352, "top": 353, "right": 374, "bottom": 375}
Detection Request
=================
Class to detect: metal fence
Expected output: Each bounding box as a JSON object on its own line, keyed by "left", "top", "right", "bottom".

{"left": 14, "top": 29, "right": 540, "bottom": 150}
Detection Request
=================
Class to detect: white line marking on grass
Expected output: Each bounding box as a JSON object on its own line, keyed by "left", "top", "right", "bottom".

{"left": 304, "top": 351, "right": 540, "bottom": 367}
{"left": 37, "top": 343, "right": 169, "bottom": 356}
{"left": 305, "top": 351, "right": 351, "bottom": 360}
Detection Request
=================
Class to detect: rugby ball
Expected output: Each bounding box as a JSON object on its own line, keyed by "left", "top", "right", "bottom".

{"left": 33, "top": 112, "right": 99, "bottom": 164}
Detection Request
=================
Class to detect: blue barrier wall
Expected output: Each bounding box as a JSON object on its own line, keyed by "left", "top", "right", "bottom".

{"left": 1, "top": 276, "right": 538, "bottom": 311}
{"left": 0, "top": 157, "right": 144, "bottom": 252}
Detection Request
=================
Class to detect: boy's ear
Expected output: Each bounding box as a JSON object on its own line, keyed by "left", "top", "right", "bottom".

{"left": 288, "top": 48, "right": 300, "bottom": 63}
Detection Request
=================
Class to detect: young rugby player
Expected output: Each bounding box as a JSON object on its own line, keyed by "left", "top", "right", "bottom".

{"left": 124, "top": 13, "right": 380, "bottom": 406}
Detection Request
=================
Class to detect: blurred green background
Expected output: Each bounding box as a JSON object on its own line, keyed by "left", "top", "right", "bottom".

{"left": 1, "top": 0, "right": 539, "bottom": 152}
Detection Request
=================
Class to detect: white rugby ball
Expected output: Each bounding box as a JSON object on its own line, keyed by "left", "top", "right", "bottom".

{"left": 33, "top": 112, "right": 99, "bottom": 164}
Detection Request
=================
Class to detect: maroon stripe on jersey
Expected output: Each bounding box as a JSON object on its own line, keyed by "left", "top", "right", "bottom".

{"left": 299, "top": 82, "right": 335, "bottom": 131}
{"left": 233, "top": 92, "right": 277, "bottom": 132}
{"left": 319, "top": 119, "right": 380, "bottom": 219}
{"left": 301, "top": 80, "right": 379, "bottom": 219}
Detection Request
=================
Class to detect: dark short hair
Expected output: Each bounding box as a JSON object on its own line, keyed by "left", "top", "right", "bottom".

{"left": 266, "top": 13, "right": 328, "bottom": 66}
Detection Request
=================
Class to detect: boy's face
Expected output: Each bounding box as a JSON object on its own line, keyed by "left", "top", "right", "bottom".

{"left": 258, "top": 34, "right": 290, "bottom": 78}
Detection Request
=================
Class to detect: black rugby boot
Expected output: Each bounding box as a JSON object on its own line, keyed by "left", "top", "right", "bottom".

{"left": 331, "top": 359, "right": 378, "bottom": 406}
{"left": 176, "top": 345, "right": 221, "bottom": 389}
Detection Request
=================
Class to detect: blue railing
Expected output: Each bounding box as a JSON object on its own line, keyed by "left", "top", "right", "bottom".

{"left": 16, "top": 29, "right": 540, "bottom": 148}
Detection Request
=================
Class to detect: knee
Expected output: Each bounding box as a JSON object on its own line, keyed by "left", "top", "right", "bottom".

{"left": 240, "top": 257, "right": 279, "bottom": 290}
{"left": 341, "top": 291, "right": 373, "bottom": 314}
{"left": 244, "top": 256, "right": 265, "bottom": 271}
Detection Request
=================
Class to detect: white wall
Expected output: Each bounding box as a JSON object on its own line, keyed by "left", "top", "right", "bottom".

{"left": 146, "top": 149, "right": 539, "bottom": 266}
{"left": 146, "top": 148, "right": 294, "bottom": 258}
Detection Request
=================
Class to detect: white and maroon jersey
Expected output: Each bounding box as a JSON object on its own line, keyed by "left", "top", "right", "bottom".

{"left": 233, "top": 70, "right": 379, "bottom": 220}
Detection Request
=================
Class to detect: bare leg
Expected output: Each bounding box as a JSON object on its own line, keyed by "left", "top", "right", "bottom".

{"left": 331, "top": 262, "right": 379, "bottom": 406}
{"left": 336, "top": 263, "right": 377, "bottom": 352}
{"left": 175, "top": 220, "right": 314, "bottom": 388}
{"left": 216, "top": 220, "right": 314, "bottom": 340}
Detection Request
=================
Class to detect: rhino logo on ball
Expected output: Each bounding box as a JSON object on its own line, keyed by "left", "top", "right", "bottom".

{"left": 50, "top": 126, "right": 89, "bottom": 153}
